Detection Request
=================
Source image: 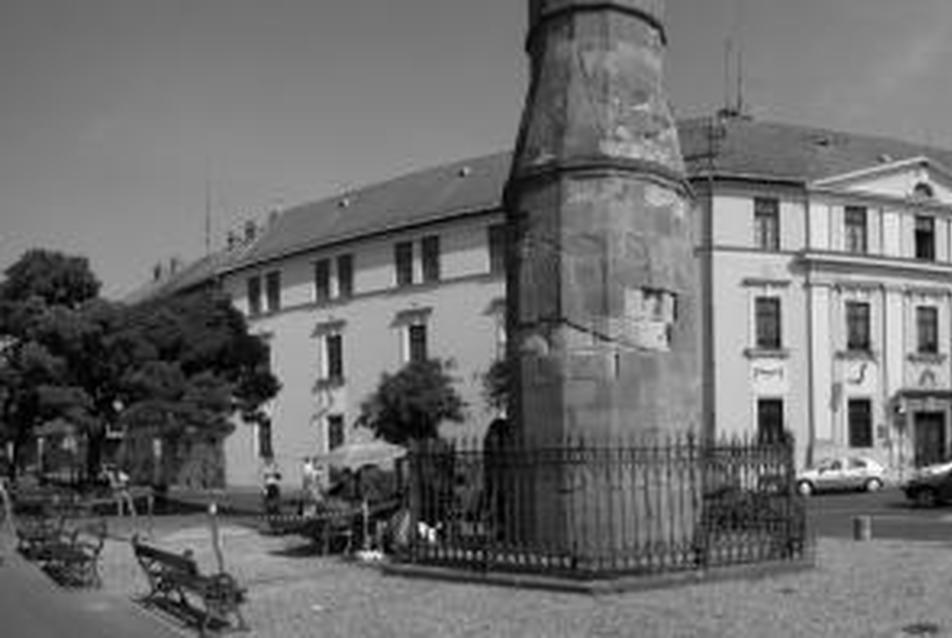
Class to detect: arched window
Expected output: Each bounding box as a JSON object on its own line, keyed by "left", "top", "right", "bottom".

{"left": 913, "top": 182, "right": 935, "bottom": 199}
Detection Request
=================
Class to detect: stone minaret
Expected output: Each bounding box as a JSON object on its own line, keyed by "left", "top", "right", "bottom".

{"left": 506, "top": 0, "right": 701, "bottom": 445}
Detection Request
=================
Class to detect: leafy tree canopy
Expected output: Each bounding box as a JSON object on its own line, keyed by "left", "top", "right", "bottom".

{"left": 123, "top": 290, "right": 280, "bottom": 429}
{"left": 358, "top": 359, "right": 465, "bottom": 445}
{"left": 481, "top": 357, "right": 512, "bottom": 415}
{"left": 0, "top": 249, "right": 100, "bottom": 309}
{"left": 0, "top": 248, "right": 279, "bottom": 479}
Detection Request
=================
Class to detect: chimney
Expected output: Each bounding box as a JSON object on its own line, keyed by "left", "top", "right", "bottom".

{"left": 169, "top": 257, "right": 181, "bottom": 275}
{"left": 152, "top": 262, "right": 164, "bottom": 282}
{"left": 244, "top": 220, "right": 257, "bottom": 243}
{"left": 227, "top": 231, "right": 239, "bottom": 250}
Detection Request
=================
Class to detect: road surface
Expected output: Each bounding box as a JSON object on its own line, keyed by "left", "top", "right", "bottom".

{"left": 807, "top": 487, "right": 952, "bottom": 542}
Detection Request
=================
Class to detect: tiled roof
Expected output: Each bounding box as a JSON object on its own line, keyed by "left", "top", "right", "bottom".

{"left": 128, "top": 118, "right": 952, "bottom": 298}
{"left": 679, "top": 116, "right": 952, "bottom": 182}
{"left": 122, "top": 238, "right": 260, "bottom": 303}
{"left": 231, "top": 118, "right": 952, "bottom": 274}
{"left": 228, "top": 152, "right": 512, "bottom": 273}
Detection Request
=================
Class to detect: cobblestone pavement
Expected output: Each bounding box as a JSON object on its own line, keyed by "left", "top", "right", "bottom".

{"left": 94, "top": 514, "right": 952, "bottom": 638}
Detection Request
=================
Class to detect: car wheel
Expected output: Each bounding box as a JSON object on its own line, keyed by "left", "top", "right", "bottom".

{"left": 865, "top": 478, "right": 883, "bottom": 493}
{"left": 797, "top": 481, "right": 813, "bottom": 496}
{"left": 915, "top": 488, "right": 938, "bottom": 508}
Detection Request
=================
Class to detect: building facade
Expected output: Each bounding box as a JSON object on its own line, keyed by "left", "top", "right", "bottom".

{"left": 686, "top": 118, "right": 952, "bottom": 479}
{"left": 146, "top": 117, "right": 952, "bottom": 488}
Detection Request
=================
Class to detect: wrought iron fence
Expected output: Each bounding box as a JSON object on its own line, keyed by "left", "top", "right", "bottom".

{"left": 399, "top": 433, "right": 809, "bottom": 579}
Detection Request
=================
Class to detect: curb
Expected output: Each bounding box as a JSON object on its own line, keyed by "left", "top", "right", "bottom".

{"left": 382, "top": 554, "right": 816, "bottom": 595}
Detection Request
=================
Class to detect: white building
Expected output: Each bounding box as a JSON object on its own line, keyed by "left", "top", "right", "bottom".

{"left": 147, "top": 116, "right": 952, "bottom": 487}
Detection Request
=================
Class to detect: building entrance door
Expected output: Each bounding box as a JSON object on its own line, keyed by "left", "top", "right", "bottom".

{"left": 914, "top": 411, "right": 947, "bottom": 467}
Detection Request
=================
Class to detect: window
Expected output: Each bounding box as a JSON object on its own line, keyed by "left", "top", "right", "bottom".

{"left": 421, "top": 235, "right": 440, "bottom": 283}
{"left": 257, "top": 417, "right": 273, "bottom": 459}
{"left": 914, "top": 182, "right": 935, "bottom": 199}
{"left": 395, "top": 241, "right": 413, "bottom": 287}
{"left": 247, "top": 276, "right": 262, "bottom": 317}
{"left": 757, "top": 399, "right": 784, "bottom": 444}
{"left": 844, "top": 206, "right": 867, "bottom": 254}
{"left": 755, "top": 297, "right": 782, "bottom": 349}
{"left": 327, "top": 415, "right": 345, "bottom": 451}
{"left": 489, "top": 224, "right": 507, "bottom": 275}
{"left": 754, "top": 198, "right": 780, "bottom": 250}
{"left": 917, "top": 306, "right": 939, "bottom": 354}
{"left": 337, "top": 254, "right": 354, "bottom": 299}
{"left": 848, "top": 399, "right": 873, "bottom": 448}
{"left": 265, "top": 271, "right": 281, "bottom": 312}
{"left": 408, "top": 324, "right": 427, "bottom": 363}
{"left": 915, "top": 215, "right": 935, "bottom": 261}
{"left": 325, "top": 333, "right": 343, "bottom": 381}
{"left": 846, "top": 301, "right": 871, "bottom": 352}
{"left": 314, "top": 259, "right": 331, "bottom": 303}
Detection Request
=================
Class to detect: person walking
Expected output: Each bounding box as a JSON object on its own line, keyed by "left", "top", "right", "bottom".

{"left": 262, "top": 459, "right": 282, "bottom": 516}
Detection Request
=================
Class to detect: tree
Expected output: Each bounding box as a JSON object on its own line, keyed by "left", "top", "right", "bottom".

{"left": 0, "top": 248, "right": 280, "bottom": 484}
{"left": 358, "top": 359, "right": 465, "bottom": 445}
{"left": 117, "top": 288, "right": 280, "bottom": 484}
{"left": 1, "top": 249, "right": 100, "bottom": 309}
{"left": 481, "top": 357, "right": 512, "bottom": 416}
{"left": 0, "top": 250, "right": 101, "bottom": 477}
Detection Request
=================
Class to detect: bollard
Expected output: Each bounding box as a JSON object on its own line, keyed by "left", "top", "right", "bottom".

{"left": 852, "top": 515, "right": 872, "bottom": 541}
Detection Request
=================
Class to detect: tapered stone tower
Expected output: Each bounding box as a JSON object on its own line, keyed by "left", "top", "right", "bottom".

{"left": 506, "top": 0, "right": 700, "bottom": 446}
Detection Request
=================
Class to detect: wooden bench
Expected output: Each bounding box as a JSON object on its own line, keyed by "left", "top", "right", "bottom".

{"left": 17, "top": 514, "right": 107, "bottom": 587}
{"left": 37, "top": 518, "right": 108, "bottom": 588}
{"left": 265, "top": 507, "right": 356, "bottom": 554}
{"left": 15, "top": 513, "right": 68, "bottom": 560}
{"left": 266, "top": 498, "right": 402, "bottom": 554}
{"left": 132, "top": 535, "right": 248, "bottom": 635}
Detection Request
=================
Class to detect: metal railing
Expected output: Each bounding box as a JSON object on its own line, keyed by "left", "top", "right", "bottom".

{"left": 400, "top": 433, "right": 808, "bottom": 579}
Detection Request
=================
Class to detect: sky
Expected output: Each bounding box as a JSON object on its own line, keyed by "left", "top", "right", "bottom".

{"left": 3, "top": 0, "right": 952, "bottom": 298}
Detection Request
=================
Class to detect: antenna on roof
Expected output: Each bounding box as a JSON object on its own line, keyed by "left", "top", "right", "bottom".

{"left": 720, "top": 0, "right": 749, "bottom": 120}
{"left": 204, "top": 157, "right": 214, "bottom": 257}
{"left": 204, "top": 175, "right": 212, "bottom": 256}
{"left": 733, "top": 0, "right": 747, "bottom": 117}
{"left": 722, "top": 38, "right": 733, "bottom": 117}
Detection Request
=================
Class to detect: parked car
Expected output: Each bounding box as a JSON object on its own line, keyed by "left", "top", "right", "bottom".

{"left": 796, "top": 456, "right": 886, "bottom": 496}
{"left": 902, "top": 461, "right": 952, "bottom": 507}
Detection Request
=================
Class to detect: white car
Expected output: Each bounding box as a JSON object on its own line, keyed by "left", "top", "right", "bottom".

{"left": 796, "top": 456, "right": 887, "bottom": 496}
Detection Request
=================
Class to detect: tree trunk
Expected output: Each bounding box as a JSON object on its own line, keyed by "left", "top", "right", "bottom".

{"left": 86, "top": 427, "right": 106, "bottom": 480}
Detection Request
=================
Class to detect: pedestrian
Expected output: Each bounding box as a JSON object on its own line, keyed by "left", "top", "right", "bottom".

{"left": 102, "top": 465, "right": 136, "bottom": 517}
{"left": 262, "top": 459, "right": 283, "bottom": 516}
{"left": 301, "top": 457, "right": 319, "bottom": 516}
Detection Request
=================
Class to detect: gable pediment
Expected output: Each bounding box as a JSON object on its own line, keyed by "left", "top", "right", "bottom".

{"left": 812, "top": 156, "right": 952, "bottom": 205}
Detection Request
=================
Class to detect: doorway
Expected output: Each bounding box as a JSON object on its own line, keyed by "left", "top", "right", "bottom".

{"left": 914, "top": 411, "right": 947, "bottom": 467}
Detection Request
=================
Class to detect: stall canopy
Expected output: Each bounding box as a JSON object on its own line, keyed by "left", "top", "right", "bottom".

{"left": 316, "top": 439, "right": 406, "bottom": 471}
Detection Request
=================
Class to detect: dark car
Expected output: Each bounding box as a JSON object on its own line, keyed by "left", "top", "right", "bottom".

{"left": 902, "top": 461, "right": 952, "bottom": 507}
